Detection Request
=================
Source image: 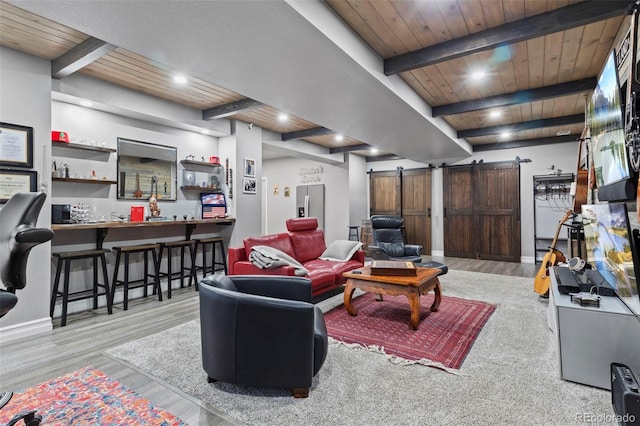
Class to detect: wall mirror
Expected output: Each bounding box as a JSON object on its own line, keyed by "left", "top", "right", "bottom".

{"left": 117, "top": 137, "right": 177, "bottom": 201}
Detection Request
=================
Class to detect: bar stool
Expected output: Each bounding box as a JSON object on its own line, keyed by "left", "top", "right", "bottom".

{"left": 157, "top": 240, "right": 197, "bottom": 299}
{"left": 111, "top": 243, "right": 162, "bottom": 311}
{"left": 193, "top": 237, "right": 228, "bottom": 279}
{"left": 50, "top": 248, "right": 112, "bottom": 327}
{"left": 348, "top": 226, "right": 360, "bottom": 241}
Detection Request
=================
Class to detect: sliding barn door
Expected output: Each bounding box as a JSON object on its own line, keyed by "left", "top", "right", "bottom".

{"left": 402, "top": 168, "right": 432, "bottom": 254}
{"left": 476, "top": 162, "right": 521, "bottom": 262}
{"left": 443, "top": 162, "right": 521, "bottom": 262}
{"left": 369, "top": 170, "right": 401, "bottom": 216}
{"left": 443, "top": 165, "right": 476, "bottom": 258}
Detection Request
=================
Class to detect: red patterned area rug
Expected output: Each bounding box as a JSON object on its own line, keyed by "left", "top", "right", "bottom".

{"left": 0, "top": 367, "right": 186, "bottom": 425}
{"left": 324, "top": 293, "right": 496, "bottom": 371}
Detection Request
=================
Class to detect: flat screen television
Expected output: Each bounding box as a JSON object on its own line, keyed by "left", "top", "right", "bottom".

{"left": 201, "top": 192, "right": 226, "bottom": 218}
{"left": 582, "top": 202, "right": 640, "bottom": 316}
{"left": 588, "top": 50, "right": 636, "bottom": 202}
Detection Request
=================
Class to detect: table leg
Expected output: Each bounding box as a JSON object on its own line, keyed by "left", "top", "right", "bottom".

{"left": 343, "top": 280, "right": 357, "bottom": 316}
{"left": 407, "top": 290, "right": 421, "bottom": 330}
{"left": 430, "top": 279, "right": 441, "bottom": 312}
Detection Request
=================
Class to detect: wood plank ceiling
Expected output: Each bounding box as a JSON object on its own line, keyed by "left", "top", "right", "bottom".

{"left": 0, "top": 0, "right": 634, "bottom": 158}
{"left": 327, "top": 0, "right": 630, "bottom": 151}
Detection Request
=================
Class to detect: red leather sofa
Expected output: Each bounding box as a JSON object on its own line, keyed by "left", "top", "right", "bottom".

{"left": 228, "top": 217, "right": 364, "bottom": 297}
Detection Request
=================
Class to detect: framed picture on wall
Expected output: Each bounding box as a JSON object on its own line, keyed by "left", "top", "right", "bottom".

{"left": 243, "top": 177, "right": 257, "bottom": 194}
{"left": 0, "top": 169, "right": 37, "bottom": 202}
{"left": 243, "top": 158, "right": 255, "bottom": 177}
{"left": 0, "top": 122, "right": 33, "bottom": 169}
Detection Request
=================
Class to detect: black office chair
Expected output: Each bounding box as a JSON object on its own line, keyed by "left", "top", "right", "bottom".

{"left": 199, "top": 274, "right": 328, "bottom": 398}
{"left": 0, "top": 192, "right": 54, "bottom": 425}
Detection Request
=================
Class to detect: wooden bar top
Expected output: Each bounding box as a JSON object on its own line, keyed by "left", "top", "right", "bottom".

{"left": 51, "top": 217, "right": 235, "bottom": 231}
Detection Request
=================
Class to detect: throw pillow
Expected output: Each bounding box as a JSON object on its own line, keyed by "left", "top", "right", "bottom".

{"left": 319, "top": 240, "right": 362, "bottom": 261}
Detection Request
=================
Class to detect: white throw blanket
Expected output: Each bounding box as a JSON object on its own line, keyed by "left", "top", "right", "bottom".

{"left": 249, "top": 245, "right": 309, "bottom": 276}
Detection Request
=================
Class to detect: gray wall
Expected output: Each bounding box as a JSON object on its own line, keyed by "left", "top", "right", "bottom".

{"left": 227, "top": 121, "right": 263, "bottom": 247}
{"left": 0, "top": 47, "right": 53, "bottom": 333}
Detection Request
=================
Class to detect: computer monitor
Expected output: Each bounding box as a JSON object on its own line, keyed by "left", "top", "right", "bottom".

{"left": 582, "top": 203, "right": 640, "bottom": 316}
{"left": 201, "top": 192, "right": 226, "bottom": 218}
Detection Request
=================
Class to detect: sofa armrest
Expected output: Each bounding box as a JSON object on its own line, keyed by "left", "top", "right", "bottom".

{"left": 404, "top": 244, "right": 422, "bottom": 256}
{"left": 351, "top": 249, "right": 365, "bottom": 264}
{"left": 227, "top": 246, "right": 246, "bottom": 275}
{"left": 232, "top": 275, "right": 313, "bottom": 302}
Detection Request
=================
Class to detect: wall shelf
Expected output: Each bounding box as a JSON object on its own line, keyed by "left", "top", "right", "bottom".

{"left": 180, "top": 185, "right": 222, "bottom": 191}
{"left": 180, "top": 159, "right": 221, "bottom": 169}
{"left": 52, "top": 177, "right": 117, "bottom": 185}
{"left": 52, "top": 141, "right": 116, "bottom": 153}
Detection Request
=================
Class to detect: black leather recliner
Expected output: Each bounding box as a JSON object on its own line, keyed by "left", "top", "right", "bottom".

{"left": 0, "top": 192, "right": 53, "bottom": 425}
{"left": 369, "top": 215, "right": 422, "bottom": 263}
{"left": 199, "top": 274, "right": 328, "bottom": 398}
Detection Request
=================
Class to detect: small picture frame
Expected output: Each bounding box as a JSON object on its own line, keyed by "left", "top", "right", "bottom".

{"left": 0, "top": 169, "right": 37, "bottom": 202}
{"left": 243, "top": 177, "right": 257, "bottom": 194}
{"left": 0, "top": 122, "right": 33, "bottom": 169}
{"left": 243, "top": 158, "right": 256, "bottom": 177}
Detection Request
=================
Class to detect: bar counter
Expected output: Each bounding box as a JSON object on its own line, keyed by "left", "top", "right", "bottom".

{"left": 52, "top": 218, "right": 235, "bottom": 248}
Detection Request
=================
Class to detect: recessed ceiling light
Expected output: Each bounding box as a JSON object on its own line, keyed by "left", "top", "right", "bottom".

{"left": 471, "top": 70, "right": 486, "bottom": 80}
{"left": 500, "top": 131, "right": 511, "bottom": 139}
{"left": 80, "top": 100, "right": 93, "bottom": 107}
{"left": 371, "top": 147, "right": 379, "bottom": 154}
{"left": 173, "top": 74, "right": 188, "bottom": 85}
{"left": 277, "top": 113, "right": 289, "bottom": 122}
{"left": 489, "top": 110, "right": 502, "bottom": 119}
{"left": 335, "top": 134, "right": 344, "bottom": 142}
{"left": 557, "top": 130, "right": 571, "bottom": 136}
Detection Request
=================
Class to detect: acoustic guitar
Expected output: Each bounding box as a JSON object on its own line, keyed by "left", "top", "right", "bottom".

{"left": 533, "top": 210, "right": 573, "bottom": 296}
{"left": 572, "top": 127, "right": 589, "bottom": 213}
{"left": 133, "top": 173, "right": 143, "bottom": 199}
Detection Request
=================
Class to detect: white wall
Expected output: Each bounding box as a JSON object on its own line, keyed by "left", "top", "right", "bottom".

{"left": 348, "top": 153, "right": 368, "bottom": 227}
{"left": 0, "top": 47, "right": 53, "bottom": 336}
{"left": 263, "top": 157, "right": 351, "bottom": 244}
{"left": 229, "top": 121, "right": 263, "bottom": 247}
{"left": 367, "top": 142, "right": 578, "bottom": 261}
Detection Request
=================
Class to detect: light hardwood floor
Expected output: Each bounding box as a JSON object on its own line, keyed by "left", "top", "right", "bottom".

{"left": 0, "top": 257, "right": 538, "bottom": 425}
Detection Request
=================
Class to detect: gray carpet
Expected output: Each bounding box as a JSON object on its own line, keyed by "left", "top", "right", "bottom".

{"left": 106, "top": 270, "right": 616, "bottom": 425}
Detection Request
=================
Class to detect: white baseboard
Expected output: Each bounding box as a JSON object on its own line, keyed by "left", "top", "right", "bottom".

{"left": 431, "top": 250, "right": 444, "bottom": 257}
{"left": 0, "top": 317, "right": 52, "bottom": 343}
{"left": 521, "top": 256, "right": 535, "bottom": 264}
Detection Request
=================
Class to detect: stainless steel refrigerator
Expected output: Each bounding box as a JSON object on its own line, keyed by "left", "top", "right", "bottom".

{"left": 296, "top": 184, "right": 325, "bottom": 230}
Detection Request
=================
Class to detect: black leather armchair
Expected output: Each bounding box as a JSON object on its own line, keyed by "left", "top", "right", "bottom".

{"left": 199, "top": 274, "right": 328, "bottom": 398}
{"left": 0, "top": 192, "right": 53, "bottom": 425}
{"left": 369, "top": 215, "right": 422, "bottom": 263}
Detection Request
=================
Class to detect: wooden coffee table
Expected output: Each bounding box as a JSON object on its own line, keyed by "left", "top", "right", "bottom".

{"left": 342, "top": 266, "right": 442, "bottom": 330}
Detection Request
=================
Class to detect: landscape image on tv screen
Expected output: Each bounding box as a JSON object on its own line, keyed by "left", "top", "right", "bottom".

{"left": 589, "top": 51, "right": 629, "bottom": 188}
{"left": 582, "top": 203, "right": 640, "bottom": 316}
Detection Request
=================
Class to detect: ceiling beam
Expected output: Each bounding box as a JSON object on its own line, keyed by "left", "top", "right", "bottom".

{"left": 367, "top": 154, "right": 403, "bottom": 162}
{"left": 202, "top": 98, "right": 264, "bottom": 120}
{"left": 472, "top": 135, "right": 577, "bottom": 152}
{"left": 51, "top": 37, "right": 116, "bottom": 79}
{"left": 432, "top": 77, "right": 596, "bottom": 117}
{"left": 384, "top": 1, "right": 632, "bottom": 75}
{"left": 458, "top": 113, "right": 584, "bottom": 138}
{"left": 366, "top": 154, "right": 402, "bottom": 162}
{"left": 329, "top": 143, "right": 370, "bottom": 154}
{"left": 281, "top": 126, "right": 334, "bottom": 141}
